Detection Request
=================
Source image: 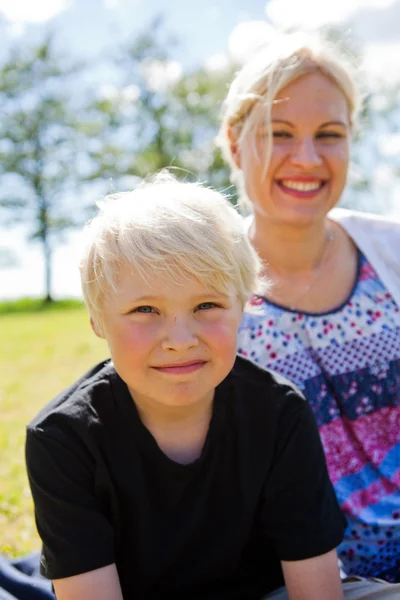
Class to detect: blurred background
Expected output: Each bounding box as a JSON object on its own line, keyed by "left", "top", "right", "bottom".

{"left": 1, "top": 0, "right": 400, "bottom": 304}
{"left": 1, "top": 0, "right": 400, "bottom": 558}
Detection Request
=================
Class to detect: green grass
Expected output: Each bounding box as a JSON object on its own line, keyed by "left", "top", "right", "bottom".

{"left": 0, "top": 297, "right": 84, "bottom": 315}
{"left": 0, "top": 303, "right": 108, "bottom": 557}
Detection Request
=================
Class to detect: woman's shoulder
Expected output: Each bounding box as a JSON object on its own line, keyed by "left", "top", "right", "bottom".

{"left": 330, "top": 207, "right": 400, "bottom": 285}
{"left": 329, "top": 206, "right": 400, "bottom": 232}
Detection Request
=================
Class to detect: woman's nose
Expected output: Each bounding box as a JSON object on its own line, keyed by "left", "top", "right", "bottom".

{"left": 290, "top": 137, "right": 323, "bottom": 168}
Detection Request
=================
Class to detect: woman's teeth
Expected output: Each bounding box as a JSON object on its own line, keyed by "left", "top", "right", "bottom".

{"left": 280, "top": 180, "right": 322, "bottom": 191}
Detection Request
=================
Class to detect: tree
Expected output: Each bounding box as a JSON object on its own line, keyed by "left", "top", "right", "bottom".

{"left": 0, "top": 36, "right": 87, "bottom": 302}
{"left": 81, "top": 18, "right": 185, "bottom": 193}
{"left": 321, "top": 25, "right": 400, "bottom": 214}
{"left": 170, "top": 63, "right": 235, "bottom": 195}
{"left": 341, "top": 85, "right": 400, "bottom": 214}
{"left": 83, "top": 18, "right": 235, "bottom": 201}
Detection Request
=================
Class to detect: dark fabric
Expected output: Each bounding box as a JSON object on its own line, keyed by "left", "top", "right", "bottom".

{"left": 26, "top": 356, "right": 346, "bottom": 599}
{"left": 0, "top": 553, "right": 54, "bottom": 599}
{"left": 377, "top": 562, "right": 400, "bottom": 584}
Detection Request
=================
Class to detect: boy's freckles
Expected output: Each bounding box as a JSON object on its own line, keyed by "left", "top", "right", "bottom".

{"left": 99, "top": 265, "right": 243, "bottom": 410}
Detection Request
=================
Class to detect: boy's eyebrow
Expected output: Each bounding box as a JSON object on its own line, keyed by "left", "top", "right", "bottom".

{"left": 128, "top": 295, "right": 160, "bottom": 303}
{"left": 125, "top": 292, "right": 228, "bottom": 304}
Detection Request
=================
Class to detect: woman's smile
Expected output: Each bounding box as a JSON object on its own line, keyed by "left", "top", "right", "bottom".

{"left": 275, "top": 177, "right": 328, "bottom": 199}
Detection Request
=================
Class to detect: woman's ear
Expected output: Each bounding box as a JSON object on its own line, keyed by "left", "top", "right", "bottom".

{"left": 227, "top": 126, "right": 241, "bottom": 169}
{"left": 90, "top": 317, "right": 104, "bottom": 339}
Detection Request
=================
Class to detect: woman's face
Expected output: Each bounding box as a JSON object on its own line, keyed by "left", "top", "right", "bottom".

{"left": 234, "top": 71, "right": 351, "bottom": 227}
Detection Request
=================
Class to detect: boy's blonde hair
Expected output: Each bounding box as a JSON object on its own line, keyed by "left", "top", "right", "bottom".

{"left": 216, "top": 31, "right": 361, "bottom": 207}
{"left": 80, "top": 173, "right": 262, "bottom": 331}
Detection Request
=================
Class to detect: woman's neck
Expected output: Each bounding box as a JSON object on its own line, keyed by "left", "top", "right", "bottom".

{"left": 250, "top": 213, "right": 334, "bottom": 276}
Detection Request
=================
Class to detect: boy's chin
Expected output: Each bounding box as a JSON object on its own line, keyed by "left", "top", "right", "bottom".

{"left": 128, "top": 384, "right": 215, "bottom": 410}
{"left": 158, "top": 389, "right": 215, "bottom": 409}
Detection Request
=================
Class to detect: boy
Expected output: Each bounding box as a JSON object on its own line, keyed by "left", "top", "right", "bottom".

{"left": 26, "top": 174, "right": 345, "bottom": 599}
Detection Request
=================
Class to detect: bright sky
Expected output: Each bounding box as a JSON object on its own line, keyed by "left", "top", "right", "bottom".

{"left": 1, "top": 0, "right": 400, "bottom": 76}
{"left": 1, "top": 0, "right": 400, "bottom": 300}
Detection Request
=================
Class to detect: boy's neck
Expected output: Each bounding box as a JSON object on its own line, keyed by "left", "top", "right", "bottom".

{"left": 128, "top": 388, "right": 215, "bottom": 464}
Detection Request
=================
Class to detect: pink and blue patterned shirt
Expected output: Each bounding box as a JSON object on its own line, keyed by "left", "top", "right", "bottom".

{"left": 238, "top": 251, "right": 400, "bottom": 581}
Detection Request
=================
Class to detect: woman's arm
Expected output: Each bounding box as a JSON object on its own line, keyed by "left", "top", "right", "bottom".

{"left": 282, "top": 549, "right": 343, "bottom": 600}
{"left": 53, "top": 564, "right": 123, "bottom": 600}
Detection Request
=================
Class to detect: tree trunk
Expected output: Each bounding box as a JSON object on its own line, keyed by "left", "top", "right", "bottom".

{"left": 42, "top": 233, "right": 53, "bottom": 304}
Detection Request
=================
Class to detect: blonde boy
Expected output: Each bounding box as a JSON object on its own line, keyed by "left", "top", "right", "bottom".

{"left": 26, "top": 174, "right": 345, "bottom": 600}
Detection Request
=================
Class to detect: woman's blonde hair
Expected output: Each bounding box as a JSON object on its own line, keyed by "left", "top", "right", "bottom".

{"left": 80, "top": 173, "right": 262, "bottom": 332}
{"left": 216, "top": 31, "right": 361, "bottom": 206}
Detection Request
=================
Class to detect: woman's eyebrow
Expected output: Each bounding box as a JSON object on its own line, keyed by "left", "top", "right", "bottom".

{"left": 271, "top": 119, "right": 295, "bottom": 127}
{"left": 319, "top": 120, "right": 348, "bottom": 128}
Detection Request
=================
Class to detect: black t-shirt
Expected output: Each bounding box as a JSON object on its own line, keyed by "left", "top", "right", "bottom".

{"left": 26, "top": 356, "right": 345, "bottom": 599}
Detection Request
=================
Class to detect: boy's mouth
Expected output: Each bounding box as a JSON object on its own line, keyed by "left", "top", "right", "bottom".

{"left": 152, "top": 361, "right": 207, "bottom": 375}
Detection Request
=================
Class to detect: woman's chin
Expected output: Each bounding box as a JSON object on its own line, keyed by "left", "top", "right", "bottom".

{"left": 255, "top": 202, "right": 330, "bottom": 228}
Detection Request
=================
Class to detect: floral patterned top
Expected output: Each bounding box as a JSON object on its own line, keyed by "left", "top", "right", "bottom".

{"left": 238, "top": 251, "right": 400, "bottom": 581}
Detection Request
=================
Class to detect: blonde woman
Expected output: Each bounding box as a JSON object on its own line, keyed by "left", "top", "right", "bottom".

{"left": 218, "top": 32, "right": 400, "bottom": 588}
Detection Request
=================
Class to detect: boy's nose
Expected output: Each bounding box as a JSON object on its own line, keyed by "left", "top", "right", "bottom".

{"left": 161, "top": 317, "right": 198, "bottom": 351}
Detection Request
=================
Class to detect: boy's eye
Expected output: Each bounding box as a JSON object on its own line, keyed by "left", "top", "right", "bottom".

{"left": 132, "top": 305, "right": 156, "bottom": 314}
{"left": 196, "top": 302, "right": 218, "bottom": 311}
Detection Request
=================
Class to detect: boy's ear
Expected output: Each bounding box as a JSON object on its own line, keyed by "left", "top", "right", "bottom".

{"left": 90, "top": 317, "right": 104, "bottom": 339}
{"left": 227, "top": 126, "right": 241, "bottom": 169}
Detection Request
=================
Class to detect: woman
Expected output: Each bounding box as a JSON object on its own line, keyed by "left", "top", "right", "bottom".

{"left": 217, "top": 32, "right": 400, "bottom": 586}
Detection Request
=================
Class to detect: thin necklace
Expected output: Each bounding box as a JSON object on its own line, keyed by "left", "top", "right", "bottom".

{"left": 267, "top": 228, "right": 335, "bottom": 312}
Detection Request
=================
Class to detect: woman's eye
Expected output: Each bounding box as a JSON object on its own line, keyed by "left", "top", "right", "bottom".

{"left": 316, "top": 132, "right": 343, "bottom": 139}
{"left": 132, "top": 306, "right": 156, "bottom": 314}
{"left": 272, "top": 131, "right": 292, "bottom": 138}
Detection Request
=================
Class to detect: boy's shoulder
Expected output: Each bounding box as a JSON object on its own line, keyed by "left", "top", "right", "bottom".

{"left": 231, "top": 354, "right": 305, "bottom": 400}
{"left": 225, "top": 356, "right": 313, "bottom": 455}
{"left": 27, "top": 359, "right": 118, "bottom": 432}
{"left": 228, "top": 355, "right": 308, "bottom": 423}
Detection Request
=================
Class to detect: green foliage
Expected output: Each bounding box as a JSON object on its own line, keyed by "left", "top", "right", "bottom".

{"left": 0, "top": 35, "right": 88, "bottom": 301}
{"left": 84, "top": 18, "right": 235, "bottom": 198}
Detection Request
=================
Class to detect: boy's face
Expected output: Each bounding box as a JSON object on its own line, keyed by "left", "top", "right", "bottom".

{"left": 94, "top": 264, "right": 243, "bottom": 410}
